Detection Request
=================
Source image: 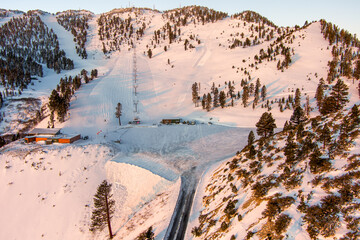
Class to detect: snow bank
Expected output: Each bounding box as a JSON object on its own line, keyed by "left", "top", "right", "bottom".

{"left": 105, "top": 161, "right": 173, "bottom": 212}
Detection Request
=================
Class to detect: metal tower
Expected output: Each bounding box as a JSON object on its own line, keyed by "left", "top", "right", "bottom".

{"left": 132, "top": 40, "right": 140, "bottom": 122}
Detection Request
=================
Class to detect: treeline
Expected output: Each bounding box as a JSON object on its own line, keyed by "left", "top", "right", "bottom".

{"left": 0, "top": 13, "right": 74, "bottom": 90}
{"left": 192, "top": 78, "right": 269, "bottom": 111}
{"left": 146, "top": 6, "right": 227, "bottom": 58}
{"left": 98, "top": 8, "right": 149, "bottom": 53}
{"left": 320, "top": 20, "right": 360, "bottom": 82}
{"left": 192, "top": 78, "right": 311, "bottom": 114}
{"left": 57, "top": 10, "right": 92, "bottom": 59}
{"left": 163, "top": 6, "right": 228, "bottom": 26}
{"left": 232, "top": 10, "right": 276, "bottom": 28}
{"left": 48, "top": 68, "right": 98, "bottom": 127}
{"left": 228, "top": 11, "right": 281, "bottom": 49}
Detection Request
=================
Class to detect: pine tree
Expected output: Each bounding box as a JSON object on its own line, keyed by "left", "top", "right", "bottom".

{"left": 219, "top": 91, "right": 226, "bottom": 108}
{"left": 247, "top": 130, "right": 255, "bottom": 146}
{"left": 242, "top": 85, "right": 249, "bottom": 107}
{"left": 136, "top": 226, "right": 155, "bottom": 240}
{"left": 294, "top": 88, "right": 301, "bottom": 108}
{"left": 213, "top": 88, "right": 219, "bottom": 107}
{"left": 49, "top": 111, "right": 55, "bottom": 128}
{"left": 206, "top": 93, "right": 212, "bottom": 111}
{"left": 192, "top": 82, "right": 199, "bottom": 107}
{"left": 147, "top": 48, "right": 152, "bottom": 58}
{"left": 330, "top": 79, "right": 349, "bottom": 110}
{"left": 115, "top": 102, "right": 122, "bottom": 125}
{"left": 320, "top": 123, "right": 331, "bottom": 150}
{"left": 255, "top": 112, "right": 277, "bottom": 138}
{"left": 254, "top": 78, "right": 261, "bottom": 105}
{"left": 90, "top": 180, "right": 115, "bottom": 239}
{"left": 290, "top": 106, "right": 307, "bottom": 126}
{"left": 284, "top": 131, "right": 297, "bottom": 164}
{"left": 349, "top": 104, "right": 360, "bottom": 129}
{"left": 320, "top": 96, "right": 337, "bottom": 115}
{"left": 261, "top": 85, "right": 267, "bottom": 101}
{"left": 354, "top": 59, "right": 360, "bottom": 80}
{"left": 201, "top": 94, "right": 206, "bottom": 109}
{"left": 304, "top": 95, "right": 310, "bottom": 117}
{"left": 228, "top": 82, "right": 235, "bottom": 98}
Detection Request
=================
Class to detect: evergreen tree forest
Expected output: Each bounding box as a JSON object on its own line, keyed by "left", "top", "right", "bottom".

{"left": 0, "top": 12, "right": 74, "bottom": 91}
{"left": 56, "top": 10, "right": 92, "bottom": 59}
{"left": 48, "top": 69, "right": 97, "bottom": 126}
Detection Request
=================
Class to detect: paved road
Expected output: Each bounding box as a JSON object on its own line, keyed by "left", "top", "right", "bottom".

{"left": 164, "top": 167, "right": 198, "bottom": 240}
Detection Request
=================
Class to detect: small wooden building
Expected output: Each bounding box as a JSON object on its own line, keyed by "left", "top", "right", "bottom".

{"left": 24, "top": 134, "right": 81, "bottom": 144}
{"left": 24, "top": 136, "right": 36, "bottom": 143}
{"left": 58, "top": 135, "right": 81, "bottom": 143}
{"left": 161, "top": 118, "right": 181, "bottom": 125}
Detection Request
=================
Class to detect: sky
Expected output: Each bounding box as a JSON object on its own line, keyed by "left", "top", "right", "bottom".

{"left": 2, "top": 0, "right": 360, "bottom": 36}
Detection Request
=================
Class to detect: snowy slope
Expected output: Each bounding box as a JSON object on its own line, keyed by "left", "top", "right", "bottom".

{"left": 0, "top": 6, "right": 359, "bottom": 240}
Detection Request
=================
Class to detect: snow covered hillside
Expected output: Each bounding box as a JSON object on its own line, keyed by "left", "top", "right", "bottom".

{"left": 0, "top": 5, "right": 359, "bottom": 240}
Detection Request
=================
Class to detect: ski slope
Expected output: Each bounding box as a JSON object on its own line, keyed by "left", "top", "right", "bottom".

{"left": 1, "top": 7, "right": 358, "bottom": 240}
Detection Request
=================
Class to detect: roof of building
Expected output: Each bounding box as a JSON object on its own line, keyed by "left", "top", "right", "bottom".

{"left": 28, "top": 128, "right": 61, "bottom": 136}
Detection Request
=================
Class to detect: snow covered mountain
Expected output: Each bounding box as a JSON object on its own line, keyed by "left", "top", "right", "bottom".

{"left": 0, "top": 6, "right": 359, "bottom": 240}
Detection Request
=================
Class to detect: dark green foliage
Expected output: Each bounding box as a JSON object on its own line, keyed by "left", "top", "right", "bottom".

{"left": 309, "top": 147, "right": 331, "bottom": 174}
{"left": 252, "top": 177, "right": 278, "bottom": 198}
{"left": 91, "top": 69, "right": 98, "bottom": 79}
{"left": 213, "top": 87, "right": 219, "bottom": 107}
{"left": 261, "top": 85, "right": 267, "bottom": 101}
{"left": 330, "top": 79, "right": 349, "bottom": 110}
{"left": 191, "top": 82, "right": 199, "bottom": 106}
{"left": 48, "top": 89, "right": 69, "bottom": 123}
{"left": 294, "top": 88, "right": 301, "bottom": 108}
{"left": 201, "top": 93, "right": 206, "bottom": 109}
{"left": 220, "top": 221, "right": 228, "bottom": 231}
{"left": 219, "top": 90, "right": 226, "bottom": 108}
{"left": 284, "top": 131, "right": 297, "bottom": 164}
{"left": 248, "top": 145, "right": 256, "bottom": 159}
{"left": 354, "top": 58, "right": 360, "bottom": 80}
{"left": 319, "top": 123, "right": 331, "bottom": 150}
{"left": 254, "top": 78, "right": 261, "bottom": 105}
{"left": 57, "top": 11, "right": 91, "bottom": 59}
{"left": 224, "top": 200, "right": 238, "bottom": 219}
{"left": 191, "top": 226, "right": 202, "bottom": 237}
{"left": 147, "top": 48, "right": 153, "bottom": 58}
{"left": 136, "top": 226, "right": 155, "bottom": 240}
{"left": 247, "top": 130, "right": 255, "bottom": 146}
{"left": 0, "top": 14, "right": 73, "bottom": 89}
{"left": 262, "top": 196, "right": 295, "bottom": 219}
{"left": 242, "top": 85, "right": 249, "bottom": 107}
{"left": 320, "top": 96, "right": 338, "bottom": 115}
{"left": 90, "top": 180, "right": 115, "bottom": 239}
{"left": 256, "top": 112, "right": 277, "bottom": 138}
{"left": 304, "top": 194, "right": 342, "bottom": 238}
{"left": 274, "top": 214, "right": 292, "bottom": 235}
{"left": 206, "top": 93, "right": 212, "bottom": 111}
{"left": 290, "top": 106, "right": 307, "bottom": 126}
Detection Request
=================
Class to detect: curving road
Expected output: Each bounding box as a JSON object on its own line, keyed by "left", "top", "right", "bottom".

{"left": 164, "top": 167, "right": 199, "bottom": 240}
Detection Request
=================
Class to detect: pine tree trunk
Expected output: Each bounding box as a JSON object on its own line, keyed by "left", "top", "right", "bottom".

{"left": 118, "top": 116, "right": 121, "bottom": 126}
{"left": 105, "top": 193, "right": 113, "bottom": 239}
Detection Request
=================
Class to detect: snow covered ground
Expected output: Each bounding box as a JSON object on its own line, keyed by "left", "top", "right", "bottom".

{"left": 0, "top": 7, "right": 357, "bottom": 240}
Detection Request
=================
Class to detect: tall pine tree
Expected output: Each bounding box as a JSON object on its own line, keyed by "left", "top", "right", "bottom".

{"left": 219, "top": 91, "right": 226, "bottom": 108}
{"left": 256, "top": 112, "right": 277, "bottom": 138}
{"left": 90, "top": 180, "right": 115, "bottom": 239}
{"left": 330, "top": 79, "right": 349, "bottom": 110}
{"left": 206, "top": 93, "right": 212, "bottom": 111}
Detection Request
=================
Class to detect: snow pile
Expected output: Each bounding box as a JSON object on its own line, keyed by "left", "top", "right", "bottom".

{"left": 105, "top": 161, "right": 173, "bottom": 212}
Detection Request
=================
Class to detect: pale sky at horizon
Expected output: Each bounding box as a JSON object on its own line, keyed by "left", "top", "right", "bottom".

{"left": 2, "top": 0, "right": 360, "bottom": 37}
